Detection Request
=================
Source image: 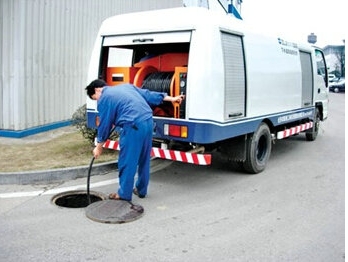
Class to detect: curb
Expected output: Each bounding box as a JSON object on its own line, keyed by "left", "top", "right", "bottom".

{"left": 0, "top": 161, "right": 116, "bottom": 185}
{"left": 0, "top": 159, "right": 173, "bottom": 185}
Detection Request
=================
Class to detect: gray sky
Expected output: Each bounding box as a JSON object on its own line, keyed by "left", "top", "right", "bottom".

{"left": 240, "top": 0, "right": 345, "bottom": 47}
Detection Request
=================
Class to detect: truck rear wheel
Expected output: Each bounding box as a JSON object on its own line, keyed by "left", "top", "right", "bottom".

{"left": 305, "top": 108, "right": 320, "bottom": 141}
{"left": 243, "top": 123, "right": 272, "bottom": 174}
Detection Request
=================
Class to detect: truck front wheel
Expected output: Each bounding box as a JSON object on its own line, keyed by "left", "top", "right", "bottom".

{"left": 243, "top": 123, "right": 272, "bottom": 174}
{"left": 305, "top": 108, "right": 320, "bottom": 141}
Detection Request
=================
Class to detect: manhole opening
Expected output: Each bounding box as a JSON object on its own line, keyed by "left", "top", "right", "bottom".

{"left": 51, "top": 190, "right": 106, "bottom": 208}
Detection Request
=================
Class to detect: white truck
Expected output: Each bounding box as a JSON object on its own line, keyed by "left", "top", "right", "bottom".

{"left": 86, "top": 7, "right": 329, "bottom": 173}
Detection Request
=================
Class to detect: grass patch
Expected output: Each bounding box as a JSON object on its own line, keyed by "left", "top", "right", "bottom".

{"left": 0, "top": 132, "right": 117, "bottom": 172}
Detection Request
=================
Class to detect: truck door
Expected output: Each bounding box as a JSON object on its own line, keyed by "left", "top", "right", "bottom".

{"left": 313, "top": 49, "right": 329, "bottom": 120}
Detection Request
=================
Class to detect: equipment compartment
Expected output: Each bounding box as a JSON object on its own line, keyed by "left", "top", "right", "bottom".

{"left": 100, "top": 43, "right": 189, "bottom": 118}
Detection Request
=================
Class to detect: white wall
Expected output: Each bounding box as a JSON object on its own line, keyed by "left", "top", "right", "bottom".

{"left": 0, "top": 0, "right": 182, "bottom": 132}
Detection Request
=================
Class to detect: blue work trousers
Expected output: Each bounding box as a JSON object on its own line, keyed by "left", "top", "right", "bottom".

{"left": 117, "top": 118, "right": 153, "bottom": 200}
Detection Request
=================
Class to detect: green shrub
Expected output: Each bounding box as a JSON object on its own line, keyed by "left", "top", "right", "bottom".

{"left": 71, "top": 104, "right": 118, "bottom": 145}
{"left": 71, "top": 104, "right": 96, "bottom": 145}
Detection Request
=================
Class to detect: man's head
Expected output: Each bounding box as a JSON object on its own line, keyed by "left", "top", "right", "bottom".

{"left": 85, "top": 79, "right": 107, "bottom": 100}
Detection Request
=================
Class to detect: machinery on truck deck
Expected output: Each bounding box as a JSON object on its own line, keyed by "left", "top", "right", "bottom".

{"left": 86, "top": 6, "right": 329, "bottom": 174}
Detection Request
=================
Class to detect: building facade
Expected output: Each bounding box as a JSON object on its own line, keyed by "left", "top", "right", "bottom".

{"left": 0, "top": 0, "right": 182, "bottom": 137}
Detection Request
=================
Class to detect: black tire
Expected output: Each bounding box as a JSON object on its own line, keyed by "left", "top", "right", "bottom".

{"left": 228, "top": 160, "right": 245, "bottom": 172}
{"left": 243, "top": 123, "right": 272, "bottom": 174}
{"left": 305, "top": 108, "right": 320, "bottom": 141}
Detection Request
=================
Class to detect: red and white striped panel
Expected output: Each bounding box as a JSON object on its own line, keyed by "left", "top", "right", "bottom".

{"left": 101, "top": 140, "right": 211, "bottom": 165}
{"left": 276, "top": 122, "right": 313, "bottom": 139}
{"left": 151, "top": 147, "right": 211, "bottom": 165}
{"left": 103, "top": 140, "right": 120, "bottom": 150}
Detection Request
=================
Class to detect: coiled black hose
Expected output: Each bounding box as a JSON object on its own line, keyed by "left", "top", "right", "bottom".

{"left": 142, "top": 72, "right": 174, "bottom": 94}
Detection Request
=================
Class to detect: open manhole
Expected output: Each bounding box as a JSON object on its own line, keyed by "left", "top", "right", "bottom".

{"left": 51, "top": 190, "right": 107, "bottom": 208}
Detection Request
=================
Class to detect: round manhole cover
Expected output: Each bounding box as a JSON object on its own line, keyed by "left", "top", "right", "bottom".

{"left": 85, "top": 200, "right": 144, "bottom": 224}
{"left": 51, "top": 190, "right": 106, "bottom": 208}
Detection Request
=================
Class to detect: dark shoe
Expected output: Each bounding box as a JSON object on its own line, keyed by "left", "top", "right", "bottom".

{"left": 133, "top": 188, "right": 146, "bottom": 198}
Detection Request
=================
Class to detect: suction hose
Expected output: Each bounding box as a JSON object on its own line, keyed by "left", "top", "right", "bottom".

{"left": 87, "top": 127, "right": 115, "bottom": 205}
{"left": 87, "top": 156, "right": 95, "bottom": 205}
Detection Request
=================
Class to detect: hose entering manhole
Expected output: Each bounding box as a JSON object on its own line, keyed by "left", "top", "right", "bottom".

{"left": 51, "top": 147, "right": 144, "bottom": 223}
{"left": 87, "top": 156, "right": 95, "bottom": 205}
{"left": 51, "top": 156, "right": 106, "bottom": 208}
{"left": 51, "top": 190, "right": 106, "bottom": 208}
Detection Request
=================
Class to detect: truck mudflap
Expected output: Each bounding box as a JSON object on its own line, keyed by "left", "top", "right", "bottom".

{"left": 102, "top": 140, "right": 212, "bottom": 165}
{"left": 276, "top": 121, "right": 313, "bottom": 139}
